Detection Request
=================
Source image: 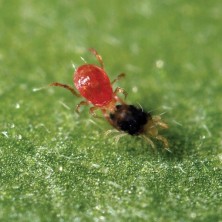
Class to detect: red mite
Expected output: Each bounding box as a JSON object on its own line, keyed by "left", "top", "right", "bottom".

{"left": 49, "top": 48, "right": 169, "bottom": 149}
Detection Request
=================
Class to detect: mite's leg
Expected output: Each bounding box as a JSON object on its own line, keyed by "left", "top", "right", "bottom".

{"left": 113, "top": 132, "right": 128, "bottom": 143}
{"left": 112, "top": 74, "right": 127, "bottom": 104}
{"left": 114, "top": 87, "right": 128, "bottom": 104}
{"left": 104, "top": 129, "right": 119, "bottom": 137}
{"left": 152, "top": 115, "right": 169, "bottom": 129}
{"left": 104, "top": 129, "right": 127, "bottom": 144}
{"left": 49, "top": 82, "right": 80, "bottom": 97}
{"left": 88, "top": 48, "right": 104, "bottom": 69}
{"left": 111, "top": 73, "right": 125, "bottom": 85}
{"left": 155, "top": 135, "right": 170, "bottom": 150}
{"left": 141, "top": 135, "right": 155, "bottom": 149}
{"left": 89, "top": 106, "right": 103, "bottom": 118}
{"left": 76, "top": 101, "right": 89, "bottom": 113}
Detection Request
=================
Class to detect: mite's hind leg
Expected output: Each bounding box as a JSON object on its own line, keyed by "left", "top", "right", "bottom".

{"left": 111, "top": 73, "right": 125, "bottom": 85}
{"left": 141, "top": 135, "right": 155, "bottom": 150}
{"left": 113, "top": 132, "right": 128, "bottom": 144}
{"left": 88, "top": 48, "right": 104, "bottom": 69}
{"left": 104, "top": 129, "right": 119, "bottom": 137}
{"left": 155, "top": 135, "right": 170, "bottom": 151}
{"left": 49, "top": 82, "right": 80, "bottom": 97}
{"left": 104, "top": 130, "right": 127, "bottom": 144}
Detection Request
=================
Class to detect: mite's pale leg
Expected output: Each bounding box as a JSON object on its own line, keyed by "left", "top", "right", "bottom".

{"left": 152, "top": 115, "right": 168, "bottom": 129}
{"left": 114, "top": 87, "right": 128, "bottom": 101}
{"left": 104, "top": 129, "right": 119, "bottom": 137}
{"left": 76, "top": 101, "right": 89, "bottom": 113}
{"left": 111, "top": 73, "right": 126, "bottom": 85}
{"left": 155, "top": 135, "right": 170, "bottom": 150}
{"left": 88, "top": 48, "right": 104, "bottom": 69}
{"left": 113, "top": 132, "right": 127, "bottom": 144}
{"left": 142, "top": 135, "right": 155, "bottom": 150}
{"left": 49, "top": 82, "right": 80, "bottom": 97}
{"left": 89, "top": 106, "right": 104, "bottom": 118}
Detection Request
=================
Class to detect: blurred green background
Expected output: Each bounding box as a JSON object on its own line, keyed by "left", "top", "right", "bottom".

{"left": 0, "top": 0, "right": 221, "bottom": 221}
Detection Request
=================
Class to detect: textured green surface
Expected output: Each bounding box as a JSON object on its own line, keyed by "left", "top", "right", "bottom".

{"left": 0, "top": 0, "right": 221, "bottom": 221}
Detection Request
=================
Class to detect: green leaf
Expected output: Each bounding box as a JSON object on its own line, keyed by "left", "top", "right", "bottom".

{"left": 0, "top": 0, "right": 221, "bottom": 221}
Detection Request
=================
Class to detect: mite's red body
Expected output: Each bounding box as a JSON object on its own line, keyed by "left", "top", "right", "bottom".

{"left": 74, "top": 64, "right": 113, "bottom": 107}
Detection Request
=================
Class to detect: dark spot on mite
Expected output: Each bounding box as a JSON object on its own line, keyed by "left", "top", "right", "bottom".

{"left": 109, "top": 105, "right": 151, "bottom": 135}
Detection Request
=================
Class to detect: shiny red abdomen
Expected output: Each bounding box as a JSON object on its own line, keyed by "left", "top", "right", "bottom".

{"left": 74, "top": 64, "right": 113, "bottom": 107}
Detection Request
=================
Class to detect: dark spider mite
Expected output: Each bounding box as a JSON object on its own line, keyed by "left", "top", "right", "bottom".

{"left": 109, "top": 104, "right": 169, "bottom": 149}
{"left": 49, "top": 48, "right": 169, "bottom": 149}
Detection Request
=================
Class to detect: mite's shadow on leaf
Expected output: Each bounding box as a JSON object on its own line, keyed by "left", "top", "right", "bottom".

{"left": 122, "top": 122, "right": 201, "bottom": 161}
